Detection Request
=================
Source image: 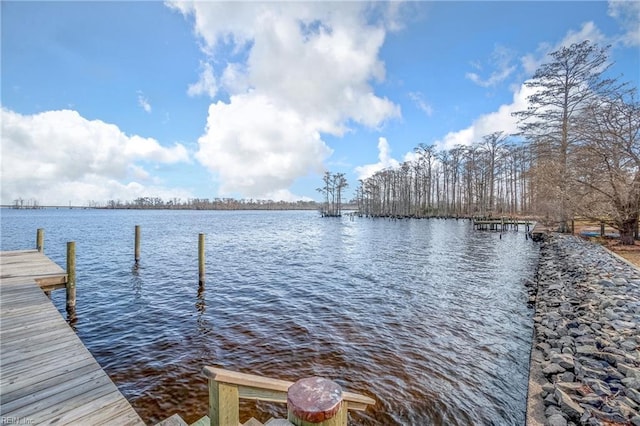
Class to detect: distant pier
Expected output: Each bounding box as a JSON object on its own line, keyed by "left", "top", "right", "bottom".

{"left": 473, "top": 217, "right": 534, "bottom": 233}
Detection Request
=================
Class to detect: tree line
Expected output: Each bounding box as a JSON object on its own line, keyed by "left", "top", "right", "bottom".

{"left": 102, "top": 197, "right": 322, "bottom": 210}
{"left": 353, "top": 41, "right": 639, "bottom": 244}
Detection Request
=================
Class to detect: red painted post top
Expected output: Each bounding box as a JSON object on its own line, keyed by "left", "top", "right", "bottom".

{"left": 287, "top": 377, "right": 343, "bottom": 423}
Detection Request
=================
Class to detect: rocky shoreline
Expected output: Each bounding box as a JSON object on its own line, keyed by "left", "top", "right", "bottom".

{"left": 526, "top": 234, "right": 640, "bottom": 426}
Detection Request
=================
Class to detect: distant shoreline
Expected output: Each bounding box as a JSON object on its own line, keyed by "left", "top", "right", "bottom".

{"left": 0, "top": 204, "right": 359, "bottom": 211}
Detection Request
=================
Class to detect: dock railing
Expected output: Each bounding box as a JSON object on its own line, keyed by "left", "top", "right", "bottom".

{"left": 203, "top": 367, "right": 375, "bottom": 426}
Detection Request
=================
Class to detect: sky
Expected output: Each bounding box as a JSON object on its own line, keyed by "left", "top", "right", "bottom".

{"left": 1, "top": 1, "right": 639, "bottom": 206}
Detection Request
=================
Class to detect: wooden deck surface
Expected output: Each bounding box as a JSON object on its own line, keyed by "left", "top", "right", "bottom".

{"left": 0, "top": 250, "right": 144, "bottom": 425}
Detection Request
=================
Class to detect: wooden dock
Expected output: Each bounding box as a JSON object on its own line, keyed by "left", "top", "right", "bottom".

{"left": 0, "top": 250, "right": 144, "bottom": 425}
{"left": 473, "top": 217, "right": 534, "bottom": 232}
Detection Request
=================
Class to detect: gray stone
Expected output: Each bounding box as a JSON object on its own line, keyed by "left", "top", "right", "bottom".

{"left": 614, "top": 400, "right": 637, "bottom": 417}
{"left": 593, "top": 351, "right": 623, "bottom": 366}
{"left": 616, "top": 395, "right": 639, "bottom": 410}
{"left": 612, "top": 277, "right": 628, "bottom": 286}
{"left": 532, "top": 351, "right": 546, "bottom": 363}
{"left": 551, "top": 353, "right": 575, "bottom": 370}
{"left": 605, "top": 367, "right": 625, "bottom": 381}
{"left": 537, "top": 341, "right": 552, "bottom": 353}
{"left": 555, "top": 389, "right": 585, "bottom": 419}
{"left": 576, "top": 365, "right": 608, "bottom": 381}
{"left": 622, "top": 377, "right": 640, "bottom": 390}
{"left": 547, "top": 413, "right": 568, "bottom": 426}
{"left": 556, "top": 382, "right": 591, "bottom": 395}
{"left": 589, "top": 408, "right": 627, "bottom": 423}
{"left": 578, "top": 394, "right": 603, "bottom": 406}
{"left": 543, "top": 363, "right": 566, "bottom": 375}
{"left": 558, "top": 372, "right": 576, "bottom": 383}
{"left": 583, "top": 378, "right": 612, "bottom": 396}
{"left": 631, "top": 415, "right": 640, "bottom": 426}
{"left": 561, "top": 347, "right": 574, "bottom": 355}
{"left": 544, "top": 393, "right": 558, "bottom": 407}
{"left": 546, "top": 328, "right": 561, "bottom": 339}
{"left": 545, "top": 405, "right": 564, "bottom": 418}
{"left": 621, "top": 339, "right": 638, "bottom": 351}
{"left": 576, "top": 345, "right": 599, "bottom": 355}
{"left": 619, "top": 363, "right": 640, "bottom": 379}
{"left": 628, "top": 387, "right": 640, "bottom": 405}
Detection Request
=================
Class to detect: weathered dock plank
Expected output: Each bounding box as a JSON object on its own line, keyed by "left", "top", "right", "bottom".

{"left": 0, "top": 250, "right": 145, "bottom": 425}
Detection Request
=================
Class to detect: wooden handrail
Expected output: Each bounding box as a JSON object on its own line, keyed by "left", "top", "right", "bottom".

{"left": 203, "top": 367, "right": 375, "bottom": 410}
{"left": 202, "top": 367, "right": 375, "bottom": 425}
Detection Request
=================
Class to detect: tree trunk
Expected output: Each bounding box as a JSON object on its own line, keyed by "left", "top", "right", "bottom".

{"left": 620, "top": 218, "right": 637, "bottom": 245}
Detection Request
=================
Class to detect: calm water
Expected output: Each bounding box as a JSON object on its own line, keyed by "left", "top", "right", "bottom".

{"left": 1, "top": 209, "right": 538, "bottom": 425}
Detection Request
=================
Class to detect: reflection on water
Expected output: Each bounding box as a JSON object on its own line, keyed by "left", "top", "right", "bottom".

{"left": 1, "top": 210, "right": 538, "bottom": 425}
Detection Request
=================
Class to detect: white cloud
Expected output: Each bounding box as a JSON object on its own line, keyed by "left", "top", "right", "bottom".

{"left": 187, "top": 61, "right": 218, "bottom": 98}
{"left": 408, "top": 91, "right": 433, "bottom": 116}
{"left": 466, "top": 45, "right": 517, "bottom": 88}
{"left": 1, "top": 108, "right": 191, "bottom": 205}
{"left": 169, "top": 2, "right": 401, "bottom": 198}
{"left": 221, "top": 63, "right": 249, "bottom": 94}
{"left": 521, "top": 22, "right": 606, "bottom": 75}
{"left": 137, "top": 91, "right": 152, "bottom": 113}
{"left": 435, "top": 84, "right": 535, "bottom": 150}
{"left": 195, "top": 94, "right": 333, "bottom": 197}
{"left": 608, "top": 0, "right": 640, "bottom": 47}
{"left": 354, "top": 137, "right": 400, "bottom": 180}
{"left": 263, "top": 188, "right": 313, "bottom": 202}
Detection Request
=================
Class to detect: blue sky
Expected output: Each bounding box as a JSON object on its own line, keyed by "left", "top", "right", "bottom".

{"left": 1, "top": 1, "right": 638, "bottom": 205}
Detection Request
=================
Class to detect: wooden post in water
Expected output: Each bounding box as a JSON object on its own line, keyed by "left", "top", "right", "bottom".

{"left": 287, "top": 377, "right": 346, "bottom": 426}
{"left": 39, "top": 228, "right": 49, "bottom": 297}
{"left": 571, "top": 219, "right": 575, "bottom": 235}
{"left": 134, "top": 225, "right": 141, "bottom": 264}
{"left": 66, "top": 241, "right": 76, "bottom": 315}
{"left": 198, "top": 233, "right": 205, "bottom": 285}
{"left": 600, "top": 221, "right": 605, "bottom": 237}
{"left": 36, "top": 228, "right": 44, "bottom": 253}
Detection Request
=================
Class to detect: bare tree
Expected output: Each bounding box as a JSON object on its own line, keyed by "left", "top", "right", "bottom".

{"left": 514, "top": 40, "right": 616, "bottom": 231}
{"left": 481, "top": 132, "right": 508, "bottom": 214}
{"left": 317, "top": 171, "right": 348, "bottom": 217}
{"left": 316, "top": 171, "right": 333, "bottom": 216}
{"left": 333, "top": 172, "right": 348, "bottom": 216}
{"left": 571, "top": 90, "right": 640, "bottom": 244}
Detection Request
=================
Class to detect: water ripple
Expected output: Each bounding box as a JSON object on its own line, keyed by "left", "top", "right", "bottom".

{"left": 1, "top": 210, "right": 538, "bottom": 425}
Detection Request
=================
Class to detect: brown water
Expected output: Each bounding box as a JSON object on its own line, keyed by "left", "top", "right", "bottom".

{"left": 1, "top": 209, "right": 539, "bottom": 425}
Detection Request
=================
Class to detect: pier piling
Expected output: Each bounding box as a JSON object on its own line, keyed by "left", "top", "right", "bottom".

{"left": 198, "top": 233, "right": 205, "bottom": 285}
{"left": 287, "top": 377, "right": 346, "bottom": 425}
{"left": 135, "top": 225, "right": 141, "bottom": 263}
{"left": 66, "top": 241, "right": 76, "bottom": 316}
{"left": 37, "top": 228, "right": 44, "bottom": 253}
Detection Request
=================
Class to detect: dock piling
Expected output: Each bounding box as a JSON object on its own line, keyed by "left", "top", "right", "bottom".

{"left": 135, "top": 225, "right": 141, "bottom": 263}
{"left": 287, "top": 377, "right": 346, "bottom": 426}
{"left": 198, "top": 233, "right": 205, "bottom": 285}
{"left": 37, "top": 228, "right": 44, "bottom": 253}
{"left": 66, "top": 241, "right": 76, "bottom": 316}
